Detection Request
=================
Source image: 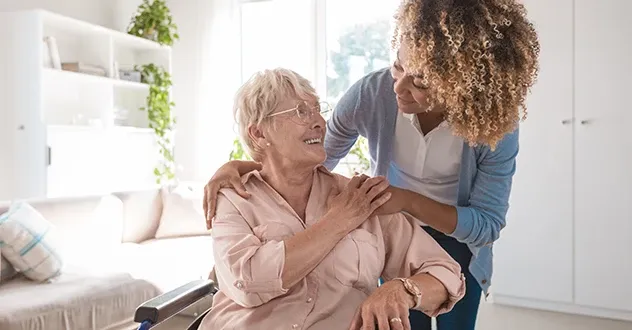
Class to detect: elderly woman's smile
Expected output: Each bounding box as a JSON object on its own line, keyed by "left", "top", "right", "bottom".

{"left": 254, "top": 96, "right": 329, "bottom": 169}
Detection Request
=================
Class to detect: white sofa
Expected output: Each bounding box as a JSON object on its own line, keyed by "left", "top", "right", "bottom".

{"left": 0, "top": 183, "right": 214, "bottom": 330}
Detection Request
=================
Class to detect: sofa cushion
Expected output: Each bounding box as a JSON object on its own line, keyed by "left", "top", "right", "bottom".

{"left": 155, "top": 183, "right": 208, "bottom": 239}
{"left": 114, "top": 190, "right": 163, "bottom": 243}
{"left": 17, "top": 195, "right": 125, "bottom": 264}
{"left": 0, "top": 269, "right": 161, "bottom": 330}
{"left": 0, "top": 202, "right": 62, "bottom": 282}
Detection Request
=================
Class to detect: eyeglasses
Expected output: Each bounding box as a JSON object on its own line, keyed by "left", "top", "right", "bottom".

{"left": 267, "top": 100, "right": 332, "bottom": 125}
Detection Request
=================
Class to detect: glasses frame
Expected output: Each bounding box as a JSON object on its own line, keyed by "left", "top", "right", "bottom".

{"left": 267, "top": 100, "right": 332, "bottom": 125}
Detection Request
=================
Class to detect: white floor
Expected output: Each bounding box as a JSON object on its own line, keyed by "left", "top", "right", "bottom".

{"left": 155, "top": 298, "right": 632, "bottom": 330}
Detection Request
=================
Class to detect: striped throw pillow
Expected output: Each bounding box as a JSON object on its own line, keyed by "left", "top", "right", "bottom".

{"left": 0, "top": 253, "right": 18, "bottom": 284}
{"left": 0, "top": 202, "right": 62, "bottom": 282}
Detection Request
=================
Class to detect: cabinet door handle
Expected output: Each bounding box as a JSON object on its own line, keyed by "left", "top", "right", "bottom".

{"left": 561, "top": 119, "right": 573, "bottom": 125}
{"left": 47, "top": 146, "right": 52, "bottom": 166}
{"left": 580, "top": 119, "right": 592, "bottom": 125}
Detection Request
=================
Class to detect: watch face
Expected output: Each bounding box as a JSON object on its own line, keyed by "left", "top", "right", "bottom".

{"left": 405, "top": 279, "right": 422, "bottom": 296}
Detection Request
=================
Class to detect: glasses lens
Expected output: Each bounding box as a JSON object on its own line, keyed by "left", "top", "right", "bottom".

{"left": 295, "top": 101, "right": 311, "bottom": 122}
{"left": 290, "top": 101, "right": 331, "bottom": 124}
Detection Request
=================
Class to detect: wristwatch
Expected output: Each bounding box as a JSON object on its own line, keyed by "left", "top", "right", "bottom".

{"left": 394, "top": 277, "right": 423, "bottom": 309}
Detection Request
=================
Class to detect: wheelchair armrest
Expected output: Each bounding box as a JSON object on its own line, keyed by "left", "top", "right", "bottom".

{"left": 134, "top": 279, "right": 218, "bottom": 326}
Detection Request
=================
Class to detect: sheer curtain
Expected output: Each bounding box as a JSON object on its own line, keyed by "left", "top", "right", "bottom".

{"left": 167, "top": 0, "right": 242, "bottom": 182}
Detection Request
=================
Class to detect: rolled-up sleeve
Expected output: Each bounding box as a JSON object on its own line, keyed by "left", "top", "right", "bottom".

{"left": 211, "top": 194, "right": 288, "bottom": 308}
{"left": 380, "top": 213, "right": 466, "bottom": 317}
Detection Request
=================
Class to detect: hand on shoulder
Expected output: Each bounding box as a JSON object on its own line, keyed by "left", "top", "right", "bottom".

{"left": 204, "top": 160, "right": 259, "bottom": 229}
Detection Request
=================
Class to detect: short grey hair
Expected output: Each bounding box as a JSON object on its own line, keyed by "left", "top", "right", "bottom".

{"left": 233, "top": 68, "right": 318, "bottom": 161}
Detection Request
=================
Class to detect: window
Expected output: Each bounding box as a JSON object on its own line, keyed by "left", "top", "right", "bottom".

{"left": 324, "top": 0, "right": 398, "bottom": 175}
{"left": 236, "top": 0, "right": 400, "bottom": 175}
{"left": 240, "top": 0, "right": 317, "bottom": 84}
{"left": 325, "top": 0, "right": 397, "bottom": 107}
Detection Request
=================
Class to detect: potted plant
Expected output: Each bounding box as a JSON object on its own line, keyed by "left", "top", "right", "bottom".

{"left": 136, "top": 63, "right": 177, "bottom": 184}
{"left": 127, "top": 0, "right": 179, "bottom": 46}
{"left": 126, "top": 0, "right": 178, "bottom": 183}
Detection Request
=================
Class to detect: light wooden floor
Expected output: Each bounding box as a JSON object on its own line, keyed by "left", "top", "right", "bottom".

{"left": 150, "top": 298, "right": 632, "bottom": 329}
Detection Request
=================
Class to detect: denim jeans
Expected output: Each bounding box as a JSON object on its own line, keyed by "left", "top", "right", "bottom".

{"left": 408, "top": 226, "right": 482, "bottom": 330}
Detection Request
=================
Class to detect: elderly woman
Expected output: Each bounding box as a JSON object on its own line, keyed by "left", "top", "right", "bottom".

{"left": 199, "top": 68, "right": 465, "bottom": 330}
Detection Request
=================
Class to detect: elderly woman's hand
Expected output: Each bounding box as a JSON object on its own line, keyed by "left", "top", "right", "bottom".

{"left": 348, "top": 280, "right": 414, "bottom": 330}
{"left": 326, "top": 175, "right": 392, "bottom": 232}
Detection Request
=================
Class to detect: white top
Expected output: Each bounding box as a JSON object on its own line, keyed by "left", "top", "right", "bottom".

{"left": 387, "top": 112, "right": 464, "bottom": 226}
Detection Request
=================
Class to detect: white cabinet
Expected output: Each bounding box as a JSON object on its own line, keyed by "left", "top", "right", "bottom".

{"left": 573, "top": 0, "right": 632, "bottom": 313}
{"left": 0, "top": 10, "right": 171, "bottom": 200}
{"left": 492, "top": 0, "right": 632, "bottom": 321}
{"left": 0, "top": 12, "right": 48, "bottom": 200}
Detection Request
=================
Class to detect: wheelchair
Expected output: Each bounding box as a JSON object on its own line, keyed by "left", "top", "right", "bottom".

{"left": 134, "top": 279, "right": 218, "bottom": 330}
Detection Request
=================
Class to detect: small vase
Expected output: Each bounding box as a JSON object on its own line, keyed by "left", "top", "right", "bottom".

{"left": 143, "top": 28, "right": 158, "bottom": 41}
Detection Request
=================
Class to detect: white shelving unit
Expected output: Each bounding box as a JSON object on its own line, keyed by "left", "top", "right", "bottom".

{"left": 0, "top": 9, "right": 172, "bottom": 200}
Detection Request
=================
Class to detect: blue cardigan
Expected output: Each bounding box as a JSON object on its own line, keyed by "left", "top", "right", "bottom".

{"left": 323, "top": 68, "right": 519, "bottom": 294}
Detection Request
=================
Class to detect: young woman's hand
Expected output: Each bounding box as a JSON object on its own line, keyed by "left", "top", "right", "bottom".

{"left": 203, "top": 160, "right": 259, "bottom": 229}
{"left": 326, "top": 175, "right": 392, "bottom": 232}
{"left": 373, "top": 186, "right": 410, "bottom": 216}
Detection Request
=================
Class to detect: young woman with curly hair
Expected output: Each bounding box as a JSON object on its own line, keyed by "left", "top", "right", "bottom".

{"left": 203, "top": 0, "right": 540, "bottom": 329}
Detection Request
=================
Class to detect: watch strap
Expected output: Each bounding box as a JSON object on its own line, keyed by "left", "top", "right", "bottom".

{"left": 394, "top": 277, "right": 422, "bottom": 309}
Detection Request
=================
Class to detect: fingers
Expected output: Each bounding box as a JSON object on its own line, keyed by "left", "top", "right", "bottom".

{"left": 230, "top": 178, "right": 251, "bottom": 199}
{"left": 205, "top": 178, "right": 250, "bottom": 230}
{"left": 366, "top": 179, "right": 390, "bottom": 202}
{"left": 348, "top": 308, "right": 362, "bottom": 330}
{"left": 347, "top": 174, "right": 366, "bottom": 189}
{"left": 351, "top": 301, "right": 409, "bottom": 330}
{"left": 203, "top": 184, "right": 210, "bottom": 225}
{"left": 401, "top": 312, "right": 411, "bottom": 330}
{"left": 205, "top": 185, "right": 219, "bottom": 229}
{"left": 359, "top": 176, "right": 386, "bottom": 194}
{"left": 370, "top": 192, "right": 392, "bottom": 212}
{"left": 360, "top": 309, "right": 376, "bottom": 330}
{"left": 390, "top": 318, "right": 406, "bottom": 330}
{"left": 375, "top": 311, "right": 389, "bottom": 330}
{"left": 394, "top": 306, "right": 410, "bottom": 330}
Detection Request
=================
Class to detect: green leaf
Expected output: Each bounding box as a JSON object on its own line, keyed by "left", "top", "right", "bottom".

{"left": 126, "top": 1, "right": 179, "bottom": 184}
{"left": 127, "top": 0, "right": 178, "bottom": 46}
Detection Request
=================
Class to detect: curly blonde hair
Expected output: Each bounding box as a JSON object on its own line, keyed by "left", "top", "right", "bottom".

{"left": 393, "top": 0, "right": 540, "bottom": 149}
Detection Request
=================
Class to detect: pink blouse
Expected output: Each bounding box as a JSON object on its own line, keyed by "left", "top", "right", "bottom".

{"left": 200, "top": 166, "right": 465, "bottom": 330}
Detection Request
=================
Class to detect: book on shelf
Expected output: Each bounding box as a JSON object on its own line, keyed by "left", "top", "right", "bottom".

{"left": 61, "top": 62, "right": 107, "bottom": 77}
